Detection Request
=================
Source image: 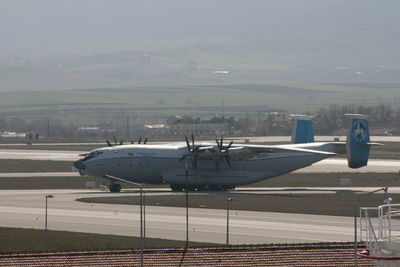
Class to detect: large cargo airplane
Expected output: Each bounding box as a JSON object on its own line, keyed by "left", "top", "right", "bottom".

{"left": 73, "top": 114, "right": 378, "bottom": 192}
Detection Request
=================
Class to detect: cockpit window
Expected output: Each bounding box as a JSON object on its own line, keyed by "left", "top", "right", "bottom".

{"left": 82, "top": 151, "right": 103, "bottom": 161}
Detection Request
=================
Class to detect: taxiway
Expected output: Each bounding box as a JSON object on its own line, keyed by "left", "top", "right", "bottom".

{"left": 0, "top": 189, "right": 369, "bottom": 244}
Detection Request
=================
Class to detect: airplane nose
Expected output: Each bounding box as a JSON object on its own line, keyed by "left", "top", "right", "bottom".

{"left": 73, "top": 160, "right": 86, "bottom": 171}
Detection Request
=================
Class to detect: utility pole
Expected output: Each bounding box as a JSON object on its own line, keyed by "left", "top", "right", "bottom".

{"left": 185, "top": 160, "right": 189, "bottom": 247}
{"left": 226, "top": 191, "right": 232, "bottom": 247}
{"left": 139, "top": 185, "right": 144, "bottom": 267}
{"left": 44, "top": 194, "right": 54, "bottom": 249}
{"left": 103, "top": 175, "right": 145, "bottom": 267}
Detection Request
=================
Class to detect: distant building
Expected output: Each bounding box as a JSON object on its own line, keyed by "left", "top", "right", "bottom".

{"left": 0, "top": 131, "right": 26, "bottom": 138}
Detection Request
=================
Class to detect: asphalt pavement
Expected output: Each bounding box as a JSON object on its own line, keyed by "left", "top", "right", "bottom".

{"left": 0, "top": 189, "right": 357, "bottom": 244}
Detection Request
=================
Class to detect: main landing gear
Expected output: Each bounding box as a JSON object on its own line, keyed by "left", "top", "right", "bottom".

{"left": 109, "top": 183, "right": 122, "bottom": 192}
{"left": 170, "top": 184, "right": 235, "bottom": 192}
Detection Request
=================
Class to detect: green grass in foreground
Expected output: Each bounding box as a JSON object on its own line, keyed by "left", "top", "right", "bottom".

{"left": 0, "top": 159, "right": 72, "bottom": 173}
{"left": 0, "top": 227, "right": 212, "bottom": 253}
{"left": 77, "top": 193, "right": 400, "bottom": 217}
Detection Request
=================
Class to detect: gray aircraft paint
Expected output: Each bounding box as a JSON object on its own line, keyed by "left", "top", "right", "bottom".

{"left": 74, "top": 114, "right": 375, "bottom": 190}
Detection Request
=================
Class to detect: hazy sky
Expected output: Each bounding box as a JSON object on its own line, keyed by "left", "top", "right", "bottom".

{"left": 0, "top": 0, "right": 399, "bottom": 47}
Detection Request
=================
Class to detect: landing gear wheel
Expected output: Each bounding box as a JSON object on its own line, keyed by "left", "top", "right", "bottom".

{"left": 208, "top": 185, "right": 219, "bottom": 191}
{"left": 109, "top": 183, "right": 122, "bottom": 192}
{"left": 170, "top": 184, "right": 184, "bottom": 192}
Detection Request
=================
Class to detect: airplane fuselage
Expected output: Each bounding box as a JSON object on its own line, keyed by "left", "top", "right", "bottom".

{"left": 73, "top": 114, "right": 374, "bottom": 192}
{"left": 78, "top": 143, "right": 331, "bottom": 187}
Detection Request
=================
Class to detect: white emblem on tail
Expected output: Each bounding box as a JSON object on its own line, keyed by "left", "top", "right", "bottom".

{"left": 352, "top": 119, "right": 367, "bottom": 143}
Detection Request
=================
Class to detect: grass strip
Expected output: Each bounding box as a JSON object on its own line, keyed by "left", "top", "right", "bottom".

{"left": 78, "top": 192, "right": 400, "bottom": 217}
{"left": 0, "top": 159, "right": 72, "bottom": 173}
{"left": 0, "top": 227, "right": 213, "bottom": 253}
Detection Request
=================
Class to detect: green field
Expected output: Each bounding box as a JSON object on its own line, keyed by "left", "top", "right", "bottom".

{"left": 77, "top": 192, "right": 397, "bottom": 217}
{"left": 1, "top": 83, "right": 398, "bottom": 121}
{"left": 0, "top": 227, "right": 212, "bottom": 253}
{"left": 1, "top": 38, "right": 400, "bottom": 121}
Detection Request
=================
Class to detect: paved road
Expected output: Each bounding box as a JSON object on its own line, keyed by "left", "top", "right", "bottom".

{"left": 0, "top": 189, "right": 358, "bottom": 244}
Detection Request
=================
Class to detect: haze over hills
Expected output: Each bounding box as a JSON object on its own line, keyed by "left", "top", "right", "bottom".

{"left": 0, "top": 0, "right": 399, "bottom": 114}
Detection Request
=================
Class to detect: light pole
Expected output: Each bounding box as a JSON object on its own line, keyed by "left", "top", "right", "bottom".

{"left": 185, "top": 159, "right": 189, "bottom": 248}
{"left": 129, "top": 181, "right": 145, "bottom": 267}
{"left": 45, "top": 194, "right": 54, "bottom": 249}
{"left": 45, "top": 194, "right": 54, "bottom": 231}
{"left": 226, "top": 191, "right": 233, "bottom": 247}
{"left": 103, "top": 175, "right": 145, "bottom": 267}
{"left": 143, "top": 189, "right": 146, "bottom": 241}
{"left": 353, "top": 187, "right": 391, "bottom": 266}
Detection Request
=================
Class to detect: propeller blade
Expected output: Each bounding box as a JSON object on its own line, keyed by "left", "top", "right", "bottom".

{"left": 227, "top": 140, "right": 233, "bottom": 150}
{"left": 106, "top": 140, "right": 112, "bottom": 147}
{"left": 215, "top": 138, "right": 220, "bottom": 148}
{"left": 191, "top": 158, "right": 197, "bottom": 169}
{"left": 191, "top": 133, "right": 195, "bottom": 150}
{"left": 138, "top": 136, "right": 142, "bottom": 144}
{"left": 225, "top": 157, "right": 232, "bottom": 168}
{"left": 185, "top": 136, "right": 191, "bottom": 151}
{"left": 113, "top": 136, "right": 117, "bottom": 145}
{"left": 144, "top": 138, "right": 148, "bottom": 144}
{"left": 215, "top": 160, "right": 220, "bottom": 171}
{"left": 119, "top": 139, "right": 123, "bottom": 145}
{"left": 220, "top": 136, "right": 224, "bottom": 148}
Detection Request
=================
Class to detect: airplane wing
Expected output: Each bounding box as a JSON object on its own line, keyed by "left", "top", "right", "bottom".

{"left": 238, "top": 145, "right": 337, "bottom": 156}
{"left": 186, "top": 144, "right": 337, "bottom": 161}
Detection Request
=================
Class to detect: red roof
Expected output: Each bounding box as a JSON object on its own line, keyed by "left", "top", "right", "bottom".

{"left": 0, "top": 243, "right": 375, "bottom": 267}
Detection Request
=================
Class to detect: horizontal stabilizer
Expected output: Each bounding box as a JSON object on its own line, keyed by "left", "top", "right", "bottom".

{"left": 364, "top": 142, "right": 384, "bottom": 146}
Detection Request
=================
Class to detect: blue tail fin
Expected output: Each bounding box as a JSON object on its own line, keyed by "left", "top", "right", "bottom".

{"left": 345, "top": 114, "right": 370, "bottom": 168}
{"left": 291, "top": 115, "right": 314, "bottom": 144}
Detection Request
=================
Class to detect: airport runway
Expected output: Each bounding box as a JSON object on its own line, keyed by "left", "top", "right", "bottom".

{"left": 0, "top": 135, "right": 398, "bottom": 147}
{"left": 0, "top": 172, "right": 80, "bottom": 178}
{"left": 295, "top": 158, "right": 400, "bottom": 173}
{"left": 1, "top": 149, "right": 399, "bottom": 173}
{"left": 0, "top": 149, "right": 82, "bottom": 161}
{"left": 0, "top": 189, "right": 357, "bottom": 244}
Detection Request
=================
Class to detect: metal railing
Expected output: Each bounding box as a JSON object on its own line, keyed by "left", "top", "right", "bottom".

{"left": 359, "top": 204, "right": 400, "bottom": 266}
{"left": 360, "top": 207, "right": 384, "bottom": 258}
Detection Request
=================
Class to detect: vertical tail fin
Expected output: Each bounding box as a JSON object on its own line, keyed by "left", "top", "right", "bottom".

{"left": 345, "top": 114, "right": 370, "bottom": 168}
{"left": 291, "top": 115, "right": 314, "bottom": 144}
